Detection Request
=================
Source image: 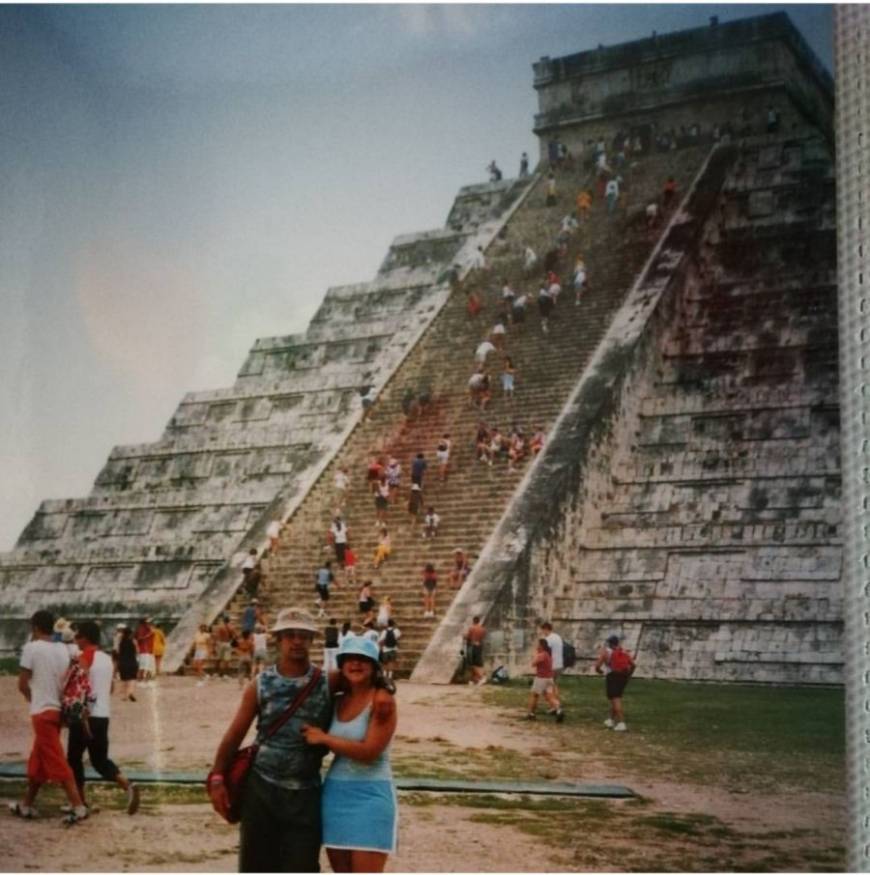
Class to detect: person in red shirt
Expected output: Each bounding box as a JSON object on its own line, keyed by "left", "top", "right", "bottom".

{"left": 134, "top": 618, "right": 155, "bottom": 682}
{"left": 343, "top": 545, "right": 357, "bottom": 585}
{"left": 662, "top": 176, "right": 678, "bottom": 211}
{"left": 367, "top": 457, "right": 384, "bottom": 494}
{"left": 526, "top": 639, "right": 564, "bottom": 722}
{"left": 421, "top": 563, "right": 438, "bottom": 618}
{"left": 467, "top": 290, "right": 482, "bottom": 318}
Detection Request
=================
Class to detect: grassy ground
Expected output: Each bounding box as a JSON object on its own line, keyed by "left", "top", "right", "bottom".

{"left": 503, "top": 676, "right": 844, "bottom": 791}
{"left": 393, "top": 677, "right": 846, "bottom": 871}
{"left": 401, "top": 791, "right": 844, "bottom": 872}
{"left": 393, "top": 677, "right": 845, "bottom": 795}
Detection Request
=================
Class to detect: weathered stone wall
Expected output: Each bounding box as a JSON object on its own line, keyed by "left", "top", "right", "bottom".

{"left": 0, "top": 176, "right": 530, "bottom": 659}
{"left": 531, "top": 143, "right": 842, "bottom": 684}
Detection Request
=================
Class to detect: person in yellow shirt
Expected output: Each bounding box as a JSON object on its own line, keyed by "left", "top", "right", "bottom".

{"left": 152, "top": 624, "right": 166, "bottom": 676}
{"left": 576, "top": 189, "right": 592, "bottom": 222}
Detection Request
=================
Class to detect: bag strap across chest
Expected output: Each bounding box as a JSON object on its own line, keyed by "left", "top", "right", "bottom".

{"left": 261, "top": 666, "right": 323, "bottom": 741}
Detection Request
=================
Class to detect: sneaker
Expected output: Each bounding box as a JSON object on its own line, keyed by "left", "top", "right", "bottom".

{"left": 126, "top": 784, "right": 141, "bottom": 816}
{"left": 613, "top": 722, "right": 627, "bottom": 732}
{"left": 524, "top": 712, "right": 536, "bottom": 720}
{"left": 9, "top": 802, "right": 37, "bottom": 819}
{"left": 477, "top": 677, "right": 488, "bottom": 686}
{"left": 128, "top": 694, "right": 137, "bottom": 702}
{"left": 61, "top": 807, "right": 89, "bottom": 826}
{"left": 555, "top": 709, "right": 565, "bottom": 723}
{"left": 61, "top": 803, "right": 96, "bottom": 815}
{"left": 603, "top": 718, "right": 614, "bottom": 728}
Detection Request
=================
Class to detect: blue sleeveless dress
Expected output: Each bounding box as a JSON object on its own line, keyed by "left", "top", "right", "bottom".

{"left": 321, "top": 701, "right": 398, "bottom": 853}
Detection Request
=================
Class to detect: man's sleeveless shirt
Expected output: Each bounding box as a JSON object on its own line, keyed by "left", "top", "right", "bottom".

{"left": 253, "top": 665, "right": 332, "bottom": 789}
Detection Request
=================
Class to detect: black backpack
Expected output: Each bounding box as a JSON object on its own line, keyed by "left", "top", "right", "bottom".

{"left": 324, "top": 626, "right": 339, "bottom": 648}
{"left": 490, "top": 665, "right": 509, "bottom": 684}
{"left": 384, "top": 628, "right": 398, "bottom": 649}
{"left": 562, "top": 641, "right": 577, "bottom": 668}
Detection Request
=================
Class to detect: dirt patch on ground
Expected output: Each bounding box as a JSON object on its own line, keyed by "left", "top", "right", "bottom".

{"left": 0, "top": 676, "right": 844, "bottom": 871}
{"left": 0, "top": 796, "right": 554, "bottom": 873}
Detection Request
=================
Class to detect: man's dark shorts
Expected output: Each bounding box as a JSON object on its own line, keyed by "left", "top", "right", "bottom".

{"left": 606, "top": 671, "right": 630, "bottom": 700}
{"left": 468, "top": 644, "right": 484, "bottom": 668}
{"left": 240, "top": 770, "right": 322, "bottom": 873}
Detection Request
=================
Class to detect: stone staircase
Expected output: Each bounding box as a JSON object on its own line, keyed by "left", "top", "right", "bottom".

{"left": 201, "top": 143, "right": 713, "bottom": 676}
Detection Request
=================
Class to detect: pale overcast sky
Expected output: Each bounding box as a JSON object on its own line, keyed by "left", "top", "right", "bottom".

{"left": 0, "top": 4, "right": 833, "bottom": 550}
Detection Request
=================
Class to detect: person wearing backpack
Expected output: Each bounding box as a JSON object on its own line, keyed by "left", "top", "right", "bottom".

{"left": 378, "top": 619, "right": 401, "bottom": 681}
{"left": 10, "top": 609, "right": 89, "bottom": 825}
{"left": 594, "top": 634, "right": 636, "bottom": 732}
{"left": 67, "top": 621, "right": 141, "bottom": 815}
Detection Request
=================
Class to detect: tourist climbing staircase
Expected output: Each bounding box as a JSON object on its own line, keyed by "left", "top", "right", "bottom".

{"left": 191, "top": 143, "right": 713, "bottom": 676}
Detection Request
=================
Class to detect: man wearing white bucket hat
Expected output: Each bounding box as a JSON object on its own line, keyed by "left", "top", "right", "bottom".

{"left": 207, "top": 607, "right": 334, "bottom": 872}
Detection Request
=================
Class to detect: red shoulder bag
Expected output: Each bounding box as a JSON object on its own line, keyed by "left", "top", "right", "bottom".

{"left": 209, "top": 666, "right": 323, "bottom": 824}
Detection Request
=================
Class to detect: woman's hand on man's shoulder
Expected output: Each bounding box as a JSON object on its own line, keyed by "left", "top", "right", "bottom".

{"left": 373, "top": 688, "right": 396, "bottom": 723}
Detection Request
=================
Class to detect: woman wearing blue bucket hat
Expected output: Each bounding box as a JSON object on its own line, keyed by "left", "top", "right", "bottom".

{"left": 302, "top": 634, "right": 398, "bottom": 872}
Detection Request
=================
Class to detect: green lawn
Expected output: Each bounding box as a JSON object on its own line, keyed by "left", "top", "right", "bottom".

{"left": 394, "top": 678, "right": 846, "bottom": 871}
{"left": 481, "top": 676, "right": 846, "bottom": 793}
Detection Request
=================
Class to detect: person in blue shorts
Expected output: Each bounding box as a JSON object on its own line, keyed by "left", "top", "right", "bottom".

{"left": 302, "top": 634, "right": 398, "bottom": 873}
